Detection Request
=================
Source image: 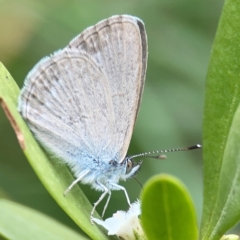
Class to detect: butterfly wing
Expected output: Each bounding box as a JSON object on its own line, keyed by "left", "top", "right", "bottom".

{"left": 18, "top": 15, "right": 147, "bottom": 168}
{"left": 68, "top": 15, "right": 148, "bottom": 162}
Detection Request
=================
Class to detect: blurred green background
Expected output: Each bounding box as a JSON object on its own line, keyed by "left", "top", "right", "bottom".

{"left": 0, "top": 0, "right": 222, "bottom": 235}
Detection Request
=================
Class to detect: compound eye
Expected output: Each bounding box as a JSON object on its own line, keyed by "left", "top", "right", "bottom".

{"left": 126, "top": 159, "right": 133, "bottom": 174}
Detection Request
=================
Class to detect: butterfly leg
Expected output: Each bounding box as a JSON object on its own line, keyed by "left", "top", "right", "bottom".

{"left": 64, "top": 169, "right": 89, "bottom": 196}
{"left": 90, "top": 181, "right": 109, "bottom": 223}
{"left": 102, "top": 190, "right": 111, "bottom": 218}
{"left": 110, "top": 183, "right": 131, "bottom": 206}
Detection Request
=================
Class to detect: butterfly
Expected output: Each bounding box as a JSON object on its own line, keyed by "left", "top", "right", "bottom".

{"left": 18, "top": 14, "right": 201, "bottom": 222}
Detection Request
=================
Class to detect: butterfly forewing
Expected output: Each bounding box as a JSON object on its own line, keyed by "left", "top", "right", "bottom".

{"left": 68, "top": 15, "right": 148, "bottom": 162}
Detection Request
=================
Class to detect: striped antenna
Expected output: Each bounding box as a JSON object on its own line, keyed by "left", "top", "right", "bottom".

{"left": 129, "top": 144, "right": 202, "bottom": 160}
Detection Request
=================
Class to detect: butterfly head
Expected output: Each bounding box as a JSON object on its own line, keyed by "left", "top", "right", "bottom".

{"left": 120, "top": 157, "right": 142, "bottom": 181}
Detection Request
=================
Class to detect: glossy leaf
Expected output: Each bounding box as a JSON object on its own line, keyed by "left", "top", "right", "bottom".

{"left": 141, "top": 174, "right": 198, "bottom": 240}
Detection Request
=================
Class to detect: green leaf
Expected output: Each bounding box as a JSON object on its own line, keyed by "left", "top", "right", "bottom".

{"left": 0, "top": 199, "right": 88, "bottom": 240}
{"left": 141, "top": 174, "right": 198, "bottom": 240}
{"left": 201, "top": 0, "right": 240, "bottom": 239}
{"left": 202, "top": 102, "right": 240, "bottom": 240}
{"left": 0, "top": 62, "right": 109, "bottom": 239}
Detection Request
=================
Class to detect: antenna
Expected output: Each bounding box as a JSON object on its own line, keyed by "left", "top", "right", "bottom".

{"left": 129, "top": 144, "right": 201, "bottom": 160}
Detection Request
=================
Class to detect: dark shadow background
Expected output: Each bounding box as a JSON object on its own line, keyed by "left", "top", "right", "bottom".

{"left": 0, "top": 0, "right": 223, "bottom": 235}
